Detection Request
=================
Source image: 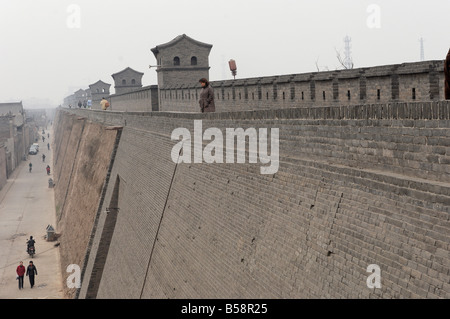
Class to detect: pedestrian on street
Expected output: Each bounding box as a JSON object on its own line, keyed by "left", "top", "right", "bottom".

{"left": 26, "top": 261, "right": 37, "bottom": 288}
{"left": 46, "top": 165, "right": 51, "bottom": 175}
{"left": 47, "top": 143, "right": 50, "bottom": 150}
{"left": 16, "top": 261, "right": 25, "bottom": 289}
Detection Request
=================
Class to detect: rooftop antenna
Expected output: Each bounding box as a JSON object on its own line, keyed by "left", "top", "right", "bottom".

{"left": 419, "top": 37, "right": 425, "bottom": 61}
{"left": 343, "top": 35, "right": 353, "bottom": 69}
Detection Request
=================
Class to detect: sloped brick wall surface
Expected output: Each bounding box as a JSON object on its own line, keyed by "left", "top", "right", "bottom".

{"left": 53, "top": 111, "right": 118, "bottom": 298}
{"left": 56, "top": 102, "right": 449, "bottom": 299}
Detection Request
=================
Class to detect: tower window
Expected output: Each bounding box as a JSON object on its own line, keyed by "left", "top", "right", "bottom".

{"left": 131, "top": 79, "right": 136, "bottom": 85}
{"left": 122, "top": 79, "right": 126, "bottom": 85}
{"left": 173, "top": 57, "right": 180, "bottom": 66}
{"left": 191, "top": 56, "right": 197, "bottom": 65}
{"left": 412, "top": 88, "right": 416, "bottom": 100}
{"left": 347, "top": 90, "right": 351, "bottom": 100}
{"left": 377, "top": 89, "right": 381, "bottom": 100}
{"left": 323, "top": 91, "right": 326, "bottom": 100}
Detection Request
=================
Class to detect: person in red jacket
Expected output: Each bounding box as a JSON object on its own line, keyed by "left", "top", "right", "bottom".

{"left": 16, "top": 261, "right": 25, "bottom": 289}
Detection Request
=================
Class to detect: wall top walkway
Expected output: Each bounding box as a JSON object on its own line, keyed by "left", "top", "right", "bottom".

{"left": 60, "top": 100, "right": 450, "bottom": 125}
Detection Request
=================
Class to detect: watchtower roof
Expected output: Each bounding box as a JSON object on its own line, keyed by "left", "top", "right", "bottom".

{"left": 111, "top": 67, "right": 144, "bottom": 79}
{"left": 151, "top": 34, "right": 212, "bottom": 56}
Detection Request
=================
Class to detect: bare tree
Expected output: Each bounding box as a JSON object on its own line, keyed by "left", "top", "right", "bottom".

{"left": 335, "top": 47, "right": 354, "bottom": 69}
{"left": 314, "top": 56, "right": 329, "bottom": 72}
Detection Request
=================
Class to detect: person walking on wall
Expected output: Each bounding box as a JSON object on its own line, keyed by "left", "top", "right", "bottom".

{"left": 445, "top": 48, "right": 450, "bottom": 100}
{"left": 16, "top": 261, "right": 25, "bottom": 289}
{"left": 199, "top": 78, "right": 215, "bottom": 113}
{"left": 100, "top": 97, "right": 110, "bottom": 110}
{"left": 26, "top": 261, "right": 37, "bottom": 288}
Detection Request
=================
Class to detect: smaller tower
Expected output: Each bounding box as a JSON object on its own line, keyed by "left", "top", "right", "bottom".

{"left": 88, "top": 80, "right": 111, "bottom": 109}
{"left": 111, "top": 67, "right": 144, "bottom": 95}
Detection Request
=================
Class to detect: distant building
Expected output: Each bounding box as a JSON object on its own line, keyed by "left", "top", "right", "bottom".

{"left": 112, "top": 67, "right": 144, "bottom": 95}
{"left": 88, "top": 80, "right": 112, "bottom": 109}
{"left": 0, "top": 102, "right": 34, "bottom": 180}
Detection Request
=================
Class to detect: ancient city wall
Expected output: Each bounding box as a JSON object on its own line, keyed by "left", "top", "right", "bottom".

{"left": 0, "top": 143, "right": 6, "bottom": 189}
{"left": 54, "top": 101, "right": 450, "bottom": 299}
{"left": 62, "top": 60, "right": 445, "bottom": 115}
{"left": 52, "top": 110, "right": 119, "bottom": 298}
{"left": 158, "top": 60, "right": 445, "bottom": 113}
{"left": 106, "top": 85, "right": 159, "bottom": 112}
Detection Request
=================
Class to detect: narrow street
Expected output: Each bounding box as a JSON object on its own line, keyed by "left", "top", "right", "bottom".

{"left": 0, "top": 125, "right": 63, "bottom": 299}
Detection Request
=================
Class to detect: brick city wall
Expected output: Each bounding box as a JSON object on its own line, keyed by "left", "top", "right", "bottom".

{"left": 52, "top": 110, "right": 119, "bottom": 299}
{"left": 107, "top": 85, "right": 159, "bottom": 112}
{"left": 63, "top": 60, "right": 445, "bottom": 114}
{"left": 54, "top": 101, "right": 450, "bottom": 299}
{"left": 0, "top": 144, "right": 6, "bottom": 189}
{"left": 158, "top": 60, "right": 445, "bottom": 113}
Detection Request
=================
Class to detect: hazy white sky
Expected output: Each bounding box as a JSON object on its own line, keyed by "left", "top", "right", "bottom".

{"left": 0, "top": 0, "right": 449, "bottom": 107}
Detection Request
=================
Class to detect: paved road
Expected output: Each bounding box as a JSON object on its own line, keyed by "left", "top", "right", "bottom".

{"left": 0, "top": 127, "right": 63, "bottom": 299}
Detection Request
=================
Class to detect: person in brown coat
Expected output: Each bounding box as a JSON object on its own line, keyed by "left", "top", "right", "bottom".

{"left": 26, "top": 261, "right": 37, "bottom": 288}
{"left": 445, "top": 49, "right": 450, "bottom": 100}
{"left": 199, "top": 78, "right": 215, "bottom": 113}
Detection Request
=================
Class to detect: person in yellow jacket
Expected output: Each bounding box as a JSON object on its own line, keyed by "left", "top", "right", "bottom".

{"left": 100, "top": 97, "right": 110, "bottom": 110}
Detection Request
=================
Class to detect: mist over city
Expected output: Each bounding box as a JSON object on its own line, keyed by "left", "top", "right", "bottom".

{"left": 1, "top": 0, "right": 449, "bottom": 107}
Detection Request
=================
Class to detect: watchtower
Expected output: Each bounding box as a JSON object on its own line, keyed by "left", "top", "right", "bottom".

{"left": 88, "top": 80, "right": 111, "bottom": 108}
{"left": 151, "top": 34, "right": 213, "bottom": 89}
{"left": 111, "top": 67, "right": 144, "bottom": 95}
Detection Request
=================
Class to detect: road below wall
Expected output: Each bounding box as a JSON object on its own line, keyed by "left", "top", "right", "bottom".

{"left": 0, "top": 125, "right": 63, "bottom": 299}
